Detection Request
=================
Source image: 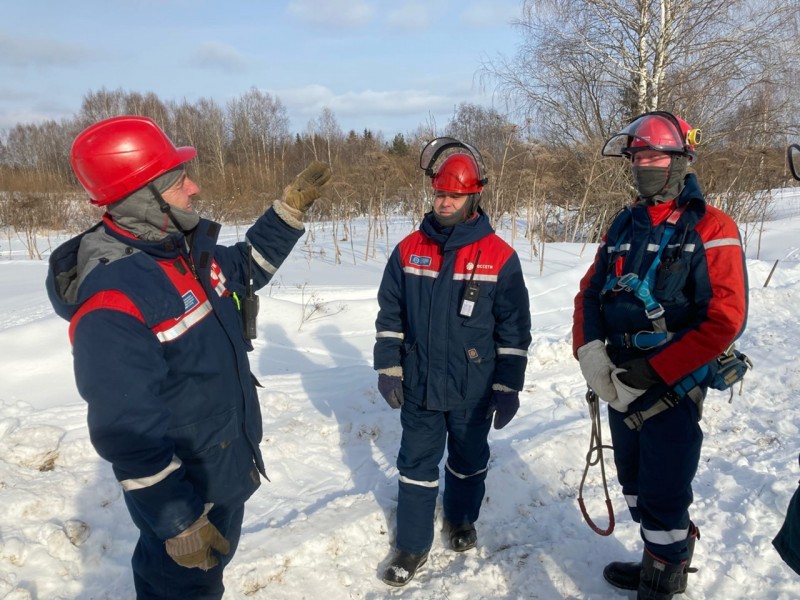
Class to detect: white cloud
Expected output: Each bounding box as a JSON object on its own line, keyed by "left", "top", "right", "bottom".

{"left": 273, "top": 84, "right": 457, "bottom": 119}
{"left": 0, "top": 32, "right": 92, "bottom": 68}
{"left": 188, "top": 42, "right": 248, "bottom": 72}
{"left": 286, "top": 0, "right": 375, "bottom": 28}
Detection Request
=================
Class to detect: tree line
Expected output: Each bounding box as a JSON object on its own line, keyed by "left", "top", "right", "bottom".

{"left": 2, "top": 0, "right": 799, "bottom": 260}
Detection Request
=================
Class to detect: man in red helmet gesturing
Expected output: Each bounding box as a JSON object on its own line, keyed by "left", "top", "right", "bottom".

{"left": 572, "top": 112, "right": 748, "bottom": 599}
{"left": 374, "top": 137, "right": 531, "bottom": 586}
{"left": 46, "top": 116, "right": 331, "bottom": 599}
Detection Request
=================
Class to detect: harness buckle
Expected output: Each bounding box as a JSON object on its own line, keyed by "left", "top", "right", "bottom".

{"left": 615, "top": 273, "right": 638, "bottom": 292}
{"left": 645, "top": 305, "right": 665, "bottom": 320}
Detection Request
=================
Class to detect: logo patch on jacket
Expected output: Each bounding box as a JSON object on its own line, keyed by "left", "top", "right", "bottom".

{"left": 410, "top": 254, "right": 432, "bottom": 266}
{"left": 182, "top": 291, "right": 199, "bottom": 312}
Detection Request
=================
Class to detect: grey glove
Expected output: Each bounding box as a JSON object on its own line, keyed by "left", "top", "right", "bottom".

{"left": 165, "top": 513, "right": 230, "bottom": 571}
{"left": 282, "top": 161, "right": 332, "bottom": 214}
{"left": 577, "top": 340, "right": 619, "bottom": 405}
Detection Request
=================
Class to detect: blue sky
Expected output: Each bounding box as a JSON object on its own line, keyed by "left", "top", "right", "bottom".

{"left": 0, "top": 0, "right": 523, "bottom": 138}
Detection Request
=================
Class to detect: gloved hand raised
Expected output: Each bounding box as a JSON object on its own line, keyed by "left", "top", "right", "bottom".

{"left": 378, "top": 373, "right": 404, "bottom": 409}
{"left": 487, "top": 389, "right": 519, "bottom": 429}
{"left": 165, "top": 512, "right": 230, "bottom": 571}
{"left": 610, "top": 357, "right": 663, "bottom": 412}
{"left": 282, "top": 161, "right": 332, "bottom": 214}
{"left": 577, "top": 340, "right": 618, "bottom": 405}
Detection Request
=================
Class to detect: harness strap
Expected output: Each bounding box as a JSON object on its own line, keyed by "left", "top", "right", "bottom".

{"left": 623, "top": 385, "right": 705, "bottom": 431}
{"left": 601, "top": 205, "right": 686, "bottom": 333}
{"left": 608, "top": 331, "right": 670, "bottom": 350}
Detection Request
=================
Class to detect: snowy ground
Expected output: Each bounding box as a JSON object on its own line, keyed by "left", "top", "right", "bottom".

{"left": 2, "top": 201, "right": 800, "bottom": 599}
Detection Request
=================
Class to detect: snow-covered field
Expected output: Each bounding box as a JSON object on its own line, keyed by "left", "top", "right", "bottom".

{"left": 2, "top": 197, "right": 800, "bottom": 599}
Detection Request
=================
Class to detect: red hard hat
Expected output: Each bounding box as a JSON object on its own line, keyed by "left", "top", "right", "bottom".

{"left": 602, "top": 112, "right": 700, "bottom": 164}
{"left": 432, "top": 153, "right": 485, "bottom": 195}
{"left": 70, "top": 115, "right": 196, "bottom": 206}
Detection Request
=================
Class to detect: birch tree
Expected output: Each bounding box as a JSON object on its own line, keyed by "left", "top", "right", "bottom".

{"left": 487, "top": 0, "right": 798, "bottom": 144}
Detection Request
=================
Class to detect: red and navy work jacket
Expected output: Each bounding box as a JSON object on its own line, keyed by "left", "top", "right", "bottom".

{"left": 572, "top": 173, "right": 748, "bottom": 386}
{"left": 374, "top": 211, "right": 531, "bottom": 411}
{"left": 46, "top": 208, "right": 302, "bottom": 540}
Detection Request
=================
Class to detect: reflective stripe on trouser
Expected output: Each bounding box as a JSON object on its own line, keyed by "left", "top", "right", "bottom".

{"left": 396, "top": 397, "right": 492, "bottom": 554}
{"left": 608, "top": 391, "right": 703, "bottom": 564}
{"left": 132, "top": 502, "right": 244, "bottom": 600}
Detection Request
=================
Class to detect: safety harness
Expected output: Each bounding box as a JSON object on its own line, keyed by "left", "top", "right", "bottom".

{"left": 600, "top": 204, "right": 752, "bottom": 431}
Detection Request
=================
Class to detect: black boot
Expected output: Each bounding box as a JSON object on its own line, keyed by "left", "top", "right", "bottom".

{"left": 603, "top": 560, "right": 640, "bottom": 590}
{"left": 604, "top": 524, "right": 698, "bottom": 593}
{"left": 637, "top": 549, "right": 688, "bottom": 600}
{"left": 445, "top": 521, "right": 477, "bottom": 552}
{"left": 382, "top": 550, "right": 429, "bottom": 587}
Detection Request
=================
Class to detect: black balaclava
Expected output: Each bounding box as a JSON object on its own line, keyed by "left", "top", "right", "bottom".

{"left": 631, "top": 154, "right": 689, "bottom": 204}
{"left": 433, "top": 193, "right": 481, "bottom": 227}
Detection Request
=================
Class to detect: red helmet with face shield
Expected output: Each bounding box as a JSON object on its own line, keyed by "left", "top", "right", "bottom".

{"left": 432, "top": 153, "right": 485, "bottom": 194}
{"left": 70, "top": 115, "right": 196, "bottom": 206}
{"left": 602, "top": 112, "right": 701, "bottom": 164}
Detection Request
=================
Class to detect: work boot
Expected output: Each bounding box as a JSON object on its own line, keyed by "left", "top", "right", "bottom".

{"left": 604, "top": 524, "right": 698, "bottom": 593}
{"left": 638, "top": 549, "right": 688, "bottom": 599}
{"left": 603, "top": 560, "right": 640, "bottom": 590}
{"left": 382, "top": 550, "right": 429, "bottom": 587}
{"left": 445, "top": 521, "right": 477, "bottom": 552}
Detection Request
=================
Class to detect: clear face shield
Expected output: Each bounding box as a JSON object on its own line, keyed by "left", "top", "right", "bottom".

{"left": 788, "top": 144, "right": 800, "bottom": 181}
{"left": 601, "top": 113, "right": 698, "bottom": 164}
{"left": 419, "top": 136, "right": 488, "bottom": 184}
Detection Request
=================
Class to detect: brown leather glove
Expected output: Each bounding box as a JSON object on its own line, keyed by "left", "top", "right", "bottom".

{"left": 165, "top": 514, "right": 230, "bottom": 570}
{"left": 282, "top": 161, "right": 332, "bottom": 214}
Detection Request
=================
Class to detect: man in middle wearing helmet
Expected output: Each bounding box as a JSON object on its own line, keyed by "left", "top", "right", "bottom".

{"left": 373, "top": 137, "right": 531, "bottom": 587}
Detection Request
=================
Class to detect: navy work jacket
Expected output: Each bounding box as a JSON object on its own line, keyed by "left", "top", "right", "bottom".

{"left": 46, "top": 208, "right": 302, "bottom": 539}
{"left": 374, "top": 210, "right": 531, "bottom": 411}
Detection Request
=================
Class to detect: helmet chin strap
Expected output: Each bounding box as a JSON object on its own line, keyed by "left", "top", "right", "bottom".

{"left": 147, "top": 183, "right": 192, "bottom": 234}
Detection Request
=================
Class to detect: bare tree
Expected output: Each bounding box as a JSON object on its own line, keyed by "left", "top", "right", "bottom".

{"left": 486, "top": 0, "right": 799, "bottom": 143}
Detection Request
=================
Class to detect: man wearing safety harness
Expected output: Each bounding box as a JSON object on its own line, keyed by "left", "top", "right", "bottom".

{"left": 46, "top": 116, "right": 331, "bottom": 599}
{"left": 374, "top": 137, "right": 531, "bottom": 587}
{"left": 572, "top": 111, "right": 748, "bottom": 599}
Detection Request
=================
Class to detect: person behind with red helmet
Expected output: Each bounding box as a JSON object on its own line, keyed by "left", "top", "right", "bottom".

{"left": 573, "top": 112, "right": 747, "bottom": 599}
{"left": 46, "top": 115, "right": 331, "bottom": 600}
{"left": 374, "top": 137, "right": 531, "bottom": 586}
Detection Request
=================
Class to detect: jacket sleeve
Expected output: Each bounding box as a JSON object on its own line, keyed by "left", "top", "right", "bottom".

{"left": 649, "top": 209, "right": 748, "bottom": 384}
{"left": 373, "top": 246, "right": 406, "bottom": 371}
{"left": 214, "top": 206, "right": 305, "bottom": 292}
{"left": 572, "top": 236, "right": 611, "bottom": 357}
{"left": 72, "top": 309, "right": 204, "bottom": 540}
{"left": 492, "top": 251, "right": 531, "bottom": 391}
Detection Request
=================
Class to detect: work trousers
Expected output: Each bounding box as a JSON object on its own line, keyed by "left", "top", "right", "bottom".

{"left": 608, "top": 393, "right": 703, "bottom": 564}
{"left": 395, "top": 396, "right": 492, "bottom": 554}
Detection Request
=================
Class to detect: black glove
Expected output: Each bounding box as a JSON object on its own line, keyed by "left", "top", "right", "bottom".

{"left": 378, "top": 373, "right": 404, "bottom": 409}
{"left": 615, "top": 357, "right": 663, "bottom": 389}
{"left": 487, "top": 390, "right": 520, "bottom": 430}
